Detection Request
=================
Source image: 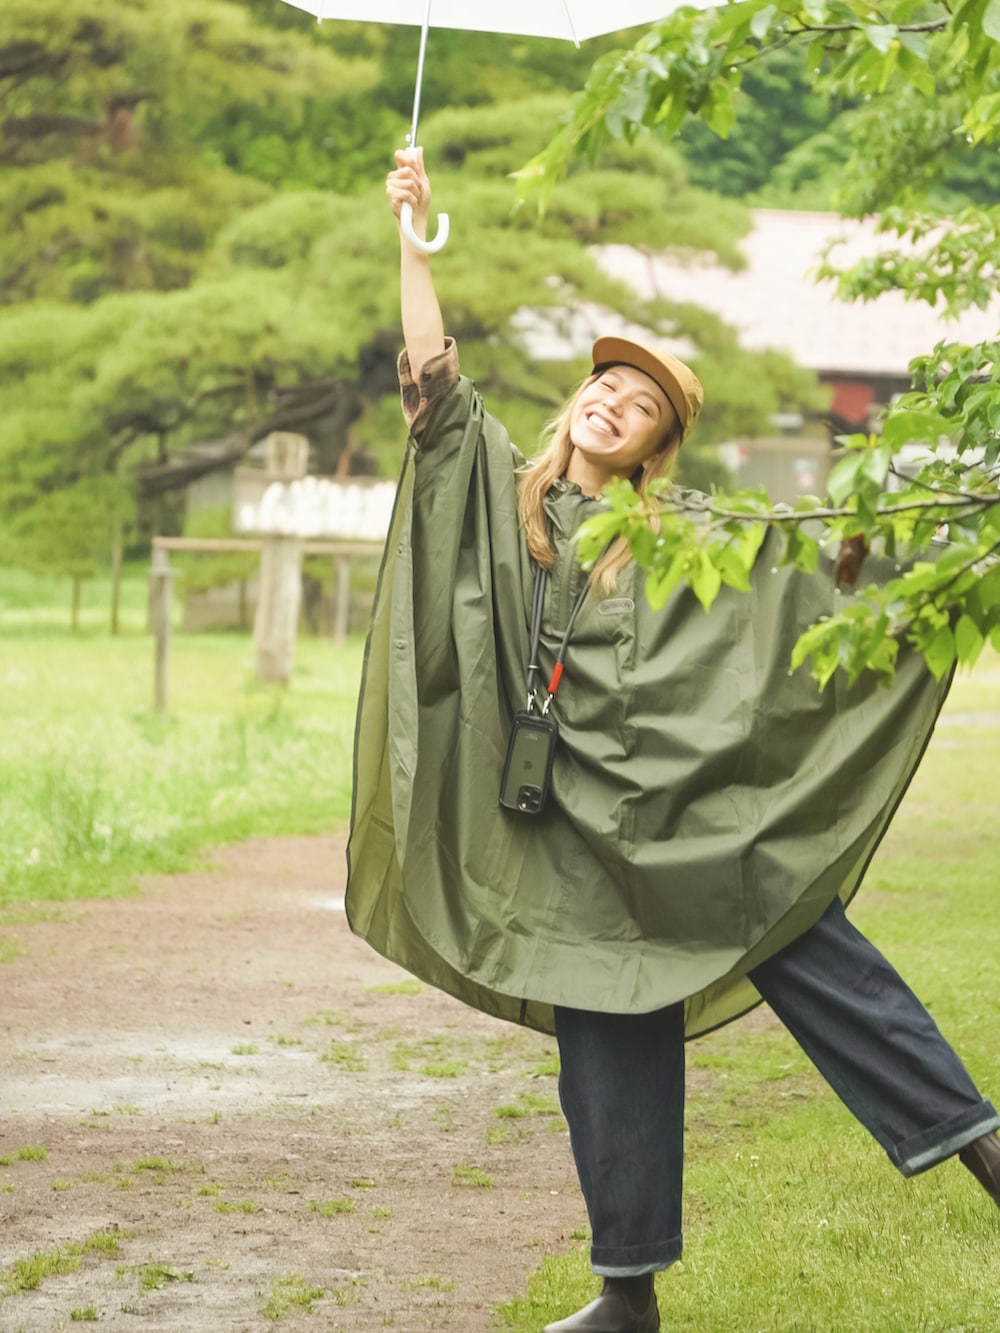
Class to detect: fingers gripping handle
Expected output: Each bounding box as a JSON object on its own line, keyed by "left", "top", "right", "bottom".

{"left": 400, "top": 201, "right": 450, "bottom": 254}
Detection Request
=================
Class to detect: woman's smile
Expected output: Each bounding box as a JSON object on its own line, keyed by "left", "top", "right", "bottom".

{"left": 583, "top": 410, "right": 619, "bottom": 436}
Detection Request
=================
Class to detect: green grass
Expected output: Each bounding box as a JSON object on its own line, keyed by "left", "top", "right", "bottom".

{"left": 452, "top": 1164, "right": 494, "bottom": 1189}
{"left": 310, "top": 1198, "right": 356, "bottom": 1216}
{"left": 403, "top": 1273, "right": 456, "bottom": 1292}
{"left": 494, "top": 1092, "right": 562, "bottom": 1120}
{"left": 499, "top": 656, "right": 1000, "bottom": 1332}
{"left": 260, "top": 1273, "right": 329, "bottom": 1321}
{"left": 366, "top": 979, "right": 425, "bottom": 996}
{"left": 320, "top": 1041, "right": 368, "bottom": 1071}
{"left": 0, "top": 567, "right": 363, "bottom": 906}
{"left": 117, "top": 1262, "right": 195, "bottom": 1292}
{"left": 1, "top": 1229, "right": 124, "bottom": 1296}
{"left": 0, "top": 1146, "right": 47, "bottom": 1165}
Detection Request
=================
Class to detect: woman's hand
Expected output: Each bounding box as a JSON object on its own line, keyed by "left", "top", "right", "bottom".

{"left": 387, "top": 146, "right": 445, "bottom": 384}
{"left": 387, "top": 147, "right": 432, "bottom": 238}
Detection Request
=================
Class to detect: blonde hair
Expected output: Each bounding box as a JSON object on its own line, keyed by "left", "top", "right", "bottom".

{"left": 517, "top": 373, "right": 681, "bottom": 592}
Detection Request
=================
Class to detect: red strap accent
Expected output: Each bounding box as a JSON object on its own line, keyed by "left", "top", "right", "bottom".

{"left": 547, "top": 662, "right": 564, "bottom": 695}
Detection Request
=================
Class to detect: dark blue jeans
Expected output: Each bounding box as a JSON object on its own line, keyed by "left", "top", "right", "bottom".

{"left": 554, "top": 897, "right": 999, "bottom": 1276}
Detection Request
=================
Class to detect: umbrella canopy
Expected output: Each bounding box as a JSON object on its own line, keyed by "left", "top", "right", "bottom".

{"left": 284, "top": 1, "right": 708, "bottom": 42}
{"left": 280, "top": 0, "right": 713, "bottom": 250}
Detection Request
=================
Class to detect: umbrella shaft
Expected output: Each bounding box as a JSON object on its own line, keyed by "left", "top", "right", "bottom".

{"left": 408, "top": 0, "right": 433, "bottom": 145}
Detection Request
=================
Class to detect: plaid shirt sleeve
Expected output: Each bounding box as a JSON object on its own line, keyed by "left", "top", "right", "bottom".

{"left": 397, "top": 337, "right": 460, "bottom": 435}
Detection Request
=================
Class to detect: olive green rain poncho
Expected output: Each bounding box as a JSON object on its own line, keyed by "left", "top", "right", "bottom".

{"left": 345, "top": 343, "right": 949, "bottom": 1039}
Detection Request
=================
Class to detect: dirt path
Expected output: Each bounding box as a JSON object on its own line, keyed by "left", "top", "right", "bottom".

{"left": 0, "top": 836, "right": 584, "bottom": 1331}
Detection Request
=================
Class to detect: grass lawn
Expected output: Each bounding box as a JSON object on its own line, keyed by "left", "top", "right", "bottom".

{"left": 0, "top": 566, "right": 363, "bottom": 906}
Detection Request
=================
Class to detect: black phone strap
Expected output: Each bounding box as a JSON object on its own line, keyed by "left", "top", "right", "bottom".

{"left": 525, "top": 565, "right": 592, "bottom": 716}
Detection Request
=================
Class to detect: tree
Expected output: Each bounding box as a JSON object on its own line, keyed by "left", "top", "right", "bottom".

{"left": 517, "top": 0, "right": 1000, "bottom": 686}
{"left": 0, "top": 475, "right": 135, "bottom": 629}
{"left": 0, "top": 0, "right": 375, "bottom": 304}
{"left": 0, "top": 90, "right": 823, "bottom": 568}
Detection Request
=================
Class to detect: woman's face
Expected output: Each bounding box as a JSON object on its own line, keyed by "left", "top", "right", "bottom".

{"left": 568, "top": 365, "right": 678, "bottom": 483}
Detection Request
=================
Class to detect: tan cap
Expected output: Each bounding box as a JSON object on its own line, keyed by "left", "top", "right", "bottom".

{"left": 592, "top": 336, "right": 704, "bottom": 444}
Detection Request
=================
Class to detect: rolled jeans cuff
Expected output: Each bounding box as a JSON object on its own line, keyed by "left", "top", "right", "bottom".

{"left": 893, "top": 1102, "right": 1000, "bottom": 1177}
{"left": 591, "top": 1234, "right": 682, "bottom": 1276}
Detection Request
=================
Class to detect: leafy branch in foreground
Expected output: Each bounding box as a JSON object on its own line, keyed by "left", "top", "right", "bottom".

{"left": 577, "top": 338, "right": 1000, "bottom": 688}
{"left": 578, "top": 470, "right": 1000, "bottom": 688}
{"left": 516, "top": 0, "right": 1000, "bottom": 211}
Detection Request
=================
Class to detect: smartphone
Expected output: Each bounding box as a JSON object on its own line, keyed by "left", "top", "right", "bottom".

{"left": 499, "top": 711, "right": 558, "bottom": 815}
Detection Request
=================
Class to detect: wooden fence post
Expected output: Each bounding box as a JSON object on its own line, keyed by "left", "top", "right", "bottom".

{"left": 148, "top": 537, "right": 378, "bottom": 702}
{"left": 253, "top": 432, "right": 309, "bottom": 685}
{"left": 333, "top": 556, "right": 351, "bottom": 643}
{"left": 149, "top": 544, "right": 174, "bottom": 713}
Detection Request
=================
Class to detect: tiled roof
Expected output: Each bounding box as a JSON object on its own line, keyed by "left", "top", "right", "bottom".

{"left": 597, "top": 210, "right": 1000, "bottom": 376}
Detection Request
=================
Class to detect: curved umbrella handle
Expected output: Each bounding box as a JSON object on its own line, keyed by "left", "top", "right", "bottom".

{"left": 400, "top": 201, "right": 450, "bottom": 255}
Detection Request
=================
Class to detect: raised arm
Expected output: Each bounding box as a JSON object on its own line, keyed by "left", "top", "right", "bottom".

{"left": 385, "top": 148, "right": 446, "bottom": 382}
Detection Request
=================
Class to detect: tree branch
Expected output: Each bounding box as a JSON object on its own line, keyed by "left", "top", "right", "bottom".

{"left": 659, "top": 489, "right": 998, "bottom": 527}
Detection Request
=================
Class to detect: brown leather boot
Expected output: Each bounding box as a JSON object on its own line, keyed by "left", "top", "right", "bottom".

{"left": 542, "top": 1276, "right": 659, "bottom": 1332}
{"left": 959, "top": 1130, "right": 1000, "bottom": 1208}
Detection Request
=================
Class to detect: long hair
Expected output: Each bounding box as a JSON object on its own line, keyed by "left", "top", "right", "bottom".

{"left": 517, "top": 374, "right": 681, "bottom": 592}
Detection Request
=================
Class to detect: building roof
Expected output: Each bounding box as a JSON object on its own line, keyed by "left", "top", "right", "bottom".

{"left": 597, "top": 210, "right": 1000, "bottom": 377}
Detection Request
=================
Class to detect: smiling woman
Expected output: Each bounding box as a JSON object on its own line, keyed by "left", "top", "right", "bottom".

{"left": 344, "top": 148, "right": 1000, "bottom": 1333}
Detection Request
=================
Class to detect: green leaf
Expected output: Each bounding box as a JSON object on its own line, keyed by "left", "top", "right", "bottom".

{"left": 863, "top": 24, "right": 897, "bottom": 54}
{"left": 897, "top": 30, "right": 929, "bottom": 60}
{"left": 645, "top": 552, "right": 687, "bottom": 610}
{"left": 750, "top": 5, "right": 777, "bottom": 40}
{"left": 626, "top": 520, "right": 660, "bottom": 568}
{"left": 859, "top": 441, "right": 892, "bottom": 487}
{"left": 702, "top": 81, "right": 737, "bottom": 139}
{"left": 954, "top": 613, "right": 985, "bottom": 667}
{"left": 780, "top": 524, "right": 819, "bottom": 573}
{"left": 576, "top": 511, "right": 625, "bottom": 567}
{"left": 963, "top": 91, "right": 1000, "bottom": 144}
{"left": 826, "top": 452, "right": 865, "bottom": 506}
{"left": 881, "top": 411, "right": 949, "bottom": 450}
{"left": 923, "top": 624, "right": 956, "bottom": 681}
{"left": 689, "top": 548, "right": 723, "bottom": 611}
{"left": 715, "top": 543, "right": 752, "bottom": 591}
{"left": 984, "top": 0, "right": 1000, "bottom": 40}
{"left": 855, "top": 485, "right": 878, "bottom": 535}
{"left": 738, "top": 522, "right": 767, "bottom": 570}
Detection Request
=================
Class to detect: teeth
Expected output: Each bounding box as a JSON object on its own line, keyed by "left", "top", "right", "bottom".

{"left": 587, "top": 413, "right": 614, "bottom": 435}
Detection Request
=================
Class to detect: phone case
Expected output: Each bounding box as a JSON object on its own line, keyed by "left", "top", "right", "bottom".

{"left": 499, "top": 711, "right": 558, "bottom": 815}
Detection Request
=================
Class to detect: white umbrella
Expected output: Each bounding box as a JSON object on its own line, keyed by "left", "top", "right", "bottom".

{"left": 279, "top": 0, "right": 713, "bottom": 252}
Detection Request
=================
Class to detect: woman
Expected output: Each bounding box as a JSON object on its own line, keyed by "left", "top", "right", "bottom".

{"left": 345, "top": 149, "right": 1000, "bottom": 1333}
